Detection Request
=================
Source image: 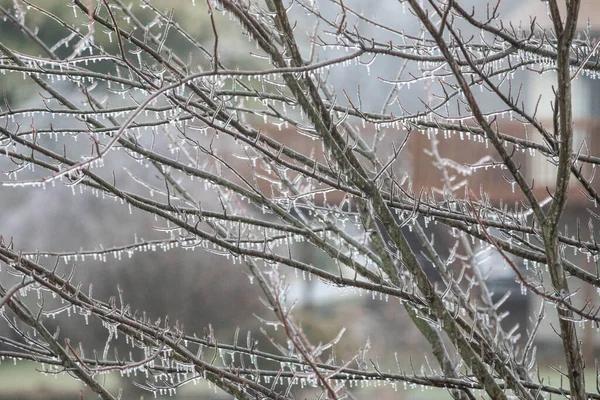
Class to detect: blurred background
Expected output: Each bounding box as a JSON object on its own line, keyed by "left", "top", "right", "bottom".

{"left": 1, "top": 0, "right": 599, "bottom": 398}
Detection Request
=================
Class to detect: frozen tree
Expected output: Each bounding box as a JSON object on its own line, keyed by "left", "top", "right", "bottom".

{"left": 0, "top": 0, "right": 599, "bottom": 399}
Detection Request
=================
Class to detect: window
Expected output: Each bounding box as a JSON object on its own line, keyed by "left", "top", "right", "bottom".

{"left": 527, "top": 72, "right": 590, "bottom": 187}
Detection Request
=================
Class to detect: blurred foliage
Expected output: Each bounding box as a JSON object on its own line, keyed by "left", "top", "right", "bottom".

{"left": 0, "top": 0, "right": 214, "bottom": 55}
{"left": 0, "top": 0, "right": 249, "bottom": 104}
